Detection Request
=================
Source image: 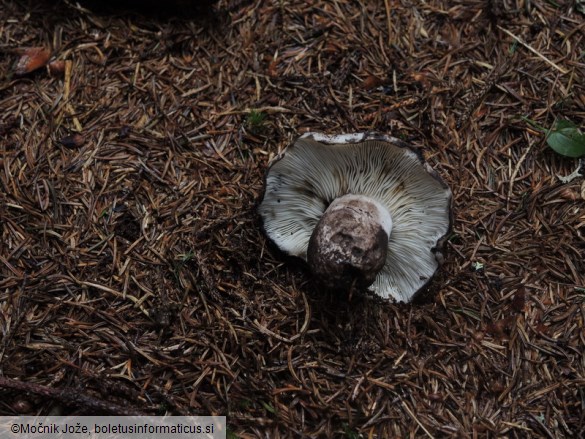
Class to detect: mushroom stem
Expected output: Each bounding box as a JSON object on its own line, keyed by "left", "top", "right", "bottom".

{"left": 307, "top": 194, "right": 392, "bottom": 291}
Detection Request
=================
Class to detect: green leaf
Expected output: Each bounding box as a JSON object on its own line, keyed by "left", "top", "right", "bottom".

{"left": 546, "top": 119, "right": 585, "bottom": 158}
{"left": 261, "top": 401, "right": 277, "bottom": 414}
{"left": 246, "top": 110, "right": 267, "bottom": 134}
{"left": 519, "top": 115, "right": 546, "bottom": 133}
{"left": 454, "top": 307, "right": 481, "bottom": 321}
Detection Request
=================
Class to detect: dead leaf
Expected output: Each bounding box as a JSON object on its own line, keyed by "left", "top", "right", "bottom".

{"left": 511, "top": 289, "right": 526, "bottom": 312}
{"left": 411, "top": 71, "right": 431, "bottom": 87}
{"left": 363, "top": 75, "right": 384, "bottom": 90}
{"left": 486, "top": 316, "right": 515, "bottom": 338}
{"left": 559, "top": 188, "right": 580, "bottom": 201}
{"left": 48, "top": 60, "right": 66, "bottom": 77}
{"left": 59, "top": 133, "right": 86, "bottom": 149}
{"left": 14, "top": 47, "right": 51, "bottom": 76}
{"left": 267, "top": 59, "right": 278, "bottom": 78}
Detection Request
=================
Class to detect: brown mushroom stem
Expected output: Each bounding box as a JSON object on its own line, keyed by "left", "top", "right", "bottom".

{"left": 307, "top": 194, "right": 393, "bottom": 291}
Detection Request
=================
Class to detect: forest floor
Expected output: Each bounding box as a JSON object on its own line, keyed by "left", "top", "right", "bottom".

{"left": 1, "top": 0, "right": 584, "bottom": 437}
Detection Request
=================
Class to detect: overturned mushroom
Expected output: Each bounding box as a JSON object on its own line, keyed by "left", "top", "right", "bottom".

{"left": 258, "top": 132, "right": 452, "bottom": 302}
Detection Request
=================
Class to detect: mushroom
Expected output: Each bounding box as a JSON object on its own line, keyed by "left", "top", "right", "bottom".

{"left": 258, "top": 132, "right": 452, "bottom": 302}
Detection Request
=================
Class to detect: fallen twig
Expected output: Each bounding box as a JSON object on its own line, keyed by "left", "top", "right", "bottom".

{"left": 497, "top": 26, "right": 568, "bottom": 74}
{"left": 0, "top": 376, "right": 145, "bottom": 415}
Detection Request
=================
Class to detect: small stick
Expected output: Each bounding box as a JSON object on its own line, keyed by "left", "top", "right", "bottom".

{"left": 384, "top": 0, "right": 393, "bottom": 45}
{"left": 497, "top": 26, "right": 568, "bottom": 74}
{"left": 557, "top": 158, "right": 584, "bottom": 183}
{"left": 508, "top": 142, "right": 533, "bottom": 201}
{"left": 63, "top": 60, "right": 83, "bottom": 132}
{"left": 402, "top": 400, "right": 435, "bottom": 438}
{"left": 0, "top": 376, "right": 145, "bottom": 415}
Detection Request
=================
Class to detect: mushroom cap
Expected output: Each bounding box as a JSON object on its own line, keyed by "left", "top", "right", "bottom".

{"left": 258, "top": 132, "right": 452, "bottom": 302}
